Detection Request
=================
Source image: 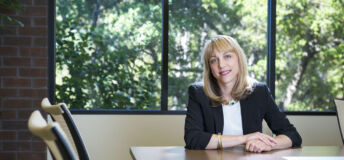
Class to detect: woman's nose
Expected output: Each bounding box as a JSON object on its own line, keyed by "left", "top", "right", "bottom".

{"left": 218, "top": 58, "right": 225, "bottom": 68}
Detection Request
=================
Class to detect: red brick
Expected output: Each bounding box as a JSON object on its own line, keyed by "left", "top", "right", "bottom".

{"left": 19, "top": 89, "right": 47, "bottom": 98}
{"left": 22, "top": 128, "right": 43, "bottom": 141}
{"left": 4, "top": 16, "right": 32, "bottom": 26}
{"left": 3, "top": 37, "right": 31, "bottom": 46}
{"left": 33, "top": 57, "right": 47, "bottom": 67}
{"left": 20, "top": 0, "right": 33, "bottom": 5}
{"left": 33, "top": 79, "right": 47, "bottom": 88}
{"left": 2, "top": 121, "right": 27, "bottom": 130}
{"left": 33, "top": 17, "right": 46, "bottom": 26}
{"left": 33, "top": 99, "right": 43, "bottom": 107}
{"left": 0, "top": 8, "right": 16, "bottom": 15}
{"left": 0, "top": 152, "right": 16, "bottom": 160}
{"left": 0, "top": 47, "right": 17, "bottom": 56}
{"left": 18, "top": 131, "right": 33, "bottom": 140}
{"left": 20, "top": 6, "right": 47, "bottom": 17}
{"left": 3, "top": 142, "right": 31, "bottom": 151}
{"left": 18, "top": 110, "right": 33, "bottom": 119}
{"left": 34, "top": 0, "right": 47, "bottom": 5}
{"left": 0, "top": 28, "right": 17, "bottom": 36}
{"left": 0, "top": 131, "right": 16, "bottom": 140}
{"left": 18, "top": 152, "right": 46, "bottom": 160}
{"left": 4, "top": 57, "right": 31, "bottom": 66}
{"left": 0, "top": 68, "right": 17, "bottom": 76}
{"left": 0, "top": 2, "right": 49, "bottom": 158}
{"left": 20, "top": 47, "right": 46, "bottom": 57}
{"left": 19, "top": 68, "right": 47, "bottom": 77}
{"left": 0, "top": 88, "right": 17, "bottom": 97}
{"left": 3, "top": 99, "right": 32, "bottom": 108}
{"left": 3, "top": 78, "right": 31, "bottom": 87}
{"left": 33, "top": 37, "right": 47, "bottom": 47}
{"left": 0, "top": 110, "right": 17, "bottom": 119}
{"left": 19, "top": 27, "right": 46, "bottom": 36}
{"left": 32, "top": 141, "right": 45, "bottom": 151}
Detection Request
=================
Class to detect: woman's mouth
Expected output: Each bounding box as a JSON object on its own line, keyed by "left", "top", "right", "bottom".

{"left": 219, "top": 70, "right": 231, "bottom": 76}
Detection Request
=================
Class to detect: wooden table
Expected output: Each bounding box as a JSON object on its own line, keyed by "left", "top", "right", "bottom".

{"left": 130, "top": 146, "right": 344, "bottom": 160}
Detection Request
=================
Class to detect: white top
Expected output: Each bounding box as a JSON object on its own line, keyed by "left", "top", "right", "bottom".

{"left": 222, "top": 101, "right": 243, "bottom": 135}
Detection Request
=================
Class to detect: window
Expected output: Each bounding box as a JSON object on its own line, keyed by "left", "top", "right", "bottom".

{"left": 168, "top": 0, "right": 267, "bottom": 110}
{"left": 55, "top": 0, "right": 162, "bottom": 110}
{"left": 51, "top": 0, "right": 343, "bottom": 113}
{"left": 275, "top": 0, "right": 344, "bottom": 111}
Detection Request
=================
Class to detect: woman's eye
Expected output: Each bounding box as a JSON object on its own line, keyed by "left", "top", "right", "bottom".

{"left": 225, "top": 54, "right": 231, "bottom": 59}
{"left": 210, "top": 59, "right": 217, "bottom": 64}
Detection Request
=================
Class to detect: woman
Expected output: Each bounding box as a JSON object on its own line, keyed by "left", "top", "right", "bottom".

{"left": 184, "top": 35, "right": 302, "bottom": 152}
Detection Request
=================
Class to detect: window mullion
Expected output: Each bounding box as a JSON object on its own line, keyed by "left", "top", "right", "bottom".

{"left": 161, "top": 0, "right": 169, "bottom": 111}
{"left": 266, "top": 0, "right": 276, "bottom": 98}
{"left": 48, "top": 0, "right": 56, "bottom": 104}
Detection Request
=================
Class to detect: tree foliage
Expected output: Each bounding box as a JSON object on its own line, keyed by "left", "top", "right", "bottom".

{"left": 56, "top": 0, "right": 343, "bottom": 110}
{"left": 0, "top": 0, "right": 24, "bottom": 28}
{"left": 276, "top": 0, "right": 344, "bottom": 110}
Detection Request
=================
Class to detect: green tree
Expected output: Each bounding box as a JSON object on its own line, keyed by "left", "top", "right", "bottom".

{"left": 276, "top": 0, "right": 344, "bottom": 111}
{"left": 56, "top": 0, "right": 161, "bottom": 109}
{"left": 168, "top": 0, "right": 267, "bottom": 109}
{"left": 0, "top": 0, "right": 23, "bottom": 28}
{"left": 56, "top": 0, "right": 343, "bottom": 111}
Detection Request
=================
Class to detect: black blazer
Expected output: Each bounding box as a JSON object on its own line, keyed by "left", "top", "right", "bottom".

{"left": 184, "top": 82, "right": 302, "bottom": 150}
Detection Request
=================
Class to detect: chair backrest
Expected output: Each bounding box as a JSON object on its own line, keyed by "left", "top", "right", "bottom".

{"left": 41, "top": 98, "right": 89, "bottom": 160}
{"left": 28, "top": 110, "right": 77, "bottom": 160}
{"left": 335, "top": 99, "right": 344, "bottom": 145}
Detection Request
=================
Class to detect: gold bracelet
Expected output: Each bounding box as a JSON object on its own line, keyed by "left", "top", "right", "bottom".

{"left": 217, "top": 133, "right": 223, "bottom": 150}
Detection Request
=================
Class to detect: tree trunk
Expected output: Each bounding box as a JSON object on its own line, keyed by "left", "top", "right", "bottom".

{"left": 92, "top": 0, "right": 101, "bottom": 28}
{"left": 281, "top": 38, "right": 317, "bottom": 109}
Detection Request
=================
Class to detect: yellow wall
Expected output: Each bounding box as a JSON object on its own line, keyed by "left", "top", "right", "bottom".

{"left": 71, "top": 115, "right": 342, "bottom": 160}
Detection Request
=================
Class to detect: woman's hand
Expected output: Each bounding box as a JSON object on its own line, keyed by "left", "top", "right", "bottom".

{"left": 245, "top": 139, "right": 272, "bottom": 152}
{"left": 244, "top": 132, "right": 277, "bottom": 147}
{"left": 245, "top": 134, "right": 293, "bottom": 152}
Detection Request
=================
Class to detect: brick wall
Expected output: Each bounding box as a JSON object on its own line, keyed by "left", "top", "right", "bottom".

{"left": 0, "top": 0, "right": 48, "bottom": 160}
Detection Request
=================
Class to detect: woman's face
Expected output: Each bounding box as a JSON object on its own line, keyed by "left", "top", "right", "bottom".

{"left": 209, "top": 50, "right": 239, "bottom": 86}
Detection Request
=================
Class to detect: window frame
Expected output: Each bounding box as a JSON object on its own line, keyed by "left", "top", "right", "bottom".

{"left": 48, "top": 0, "right": 335, "bottom": 115}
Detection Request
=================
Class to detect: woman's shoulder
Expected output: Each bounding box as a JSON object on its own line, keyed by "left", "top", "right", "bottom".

{"left": 250, "top": 81, "right": 269, "bottom": 94}
{"left": 188, "top": 82, "right": 208, "bottom": 98}
{"left": 189, "top": 82, "right": 203, "bottom": 89}
{"left": 252, "top": 81, "right": 267, "bottom": 88}
{"left": 188, "top": 82, "right": 204, "bottom": 93}
{"left": 241, "top": 81, "right": 270, "bottom": 101}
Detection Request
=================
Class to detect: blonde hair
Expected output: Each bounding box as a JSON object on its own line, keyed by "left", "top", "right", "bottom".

{"left": 202, "top": 35, "right": 254, "bottom": 106}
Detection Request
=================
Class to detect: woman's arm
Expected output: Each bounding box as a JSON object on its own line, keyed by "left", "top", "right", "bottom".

{"left": 243, "top": 84, "right": 298, "bottom": 152}
{"left": 184, "top": 85, "right": 212, "bottom": 149}
{"left": 206, "top": 134, "right": 245, "bottom": 149}
{"left": 271, "top": 135, "right": 292, "bottom": 149}
{"left": 245, "top": 134, "right": 292, "bottom": 152}
{"left": 263, "top": 84, "right": 302, "bottom": 147}
{"left": 206, "top": 132, "right": 277, "bottom": 149}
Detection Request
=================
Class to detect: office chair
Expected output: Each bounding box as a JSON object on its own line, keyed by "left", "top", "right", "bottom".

{"left": 28, "top": 110, "right": 77, "bottom": 160}
{"left": 335, "top": 99, "right": 344, "bottom": 144}
{"left": 41, "top": 98, "right": 89, "bottom": 160}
